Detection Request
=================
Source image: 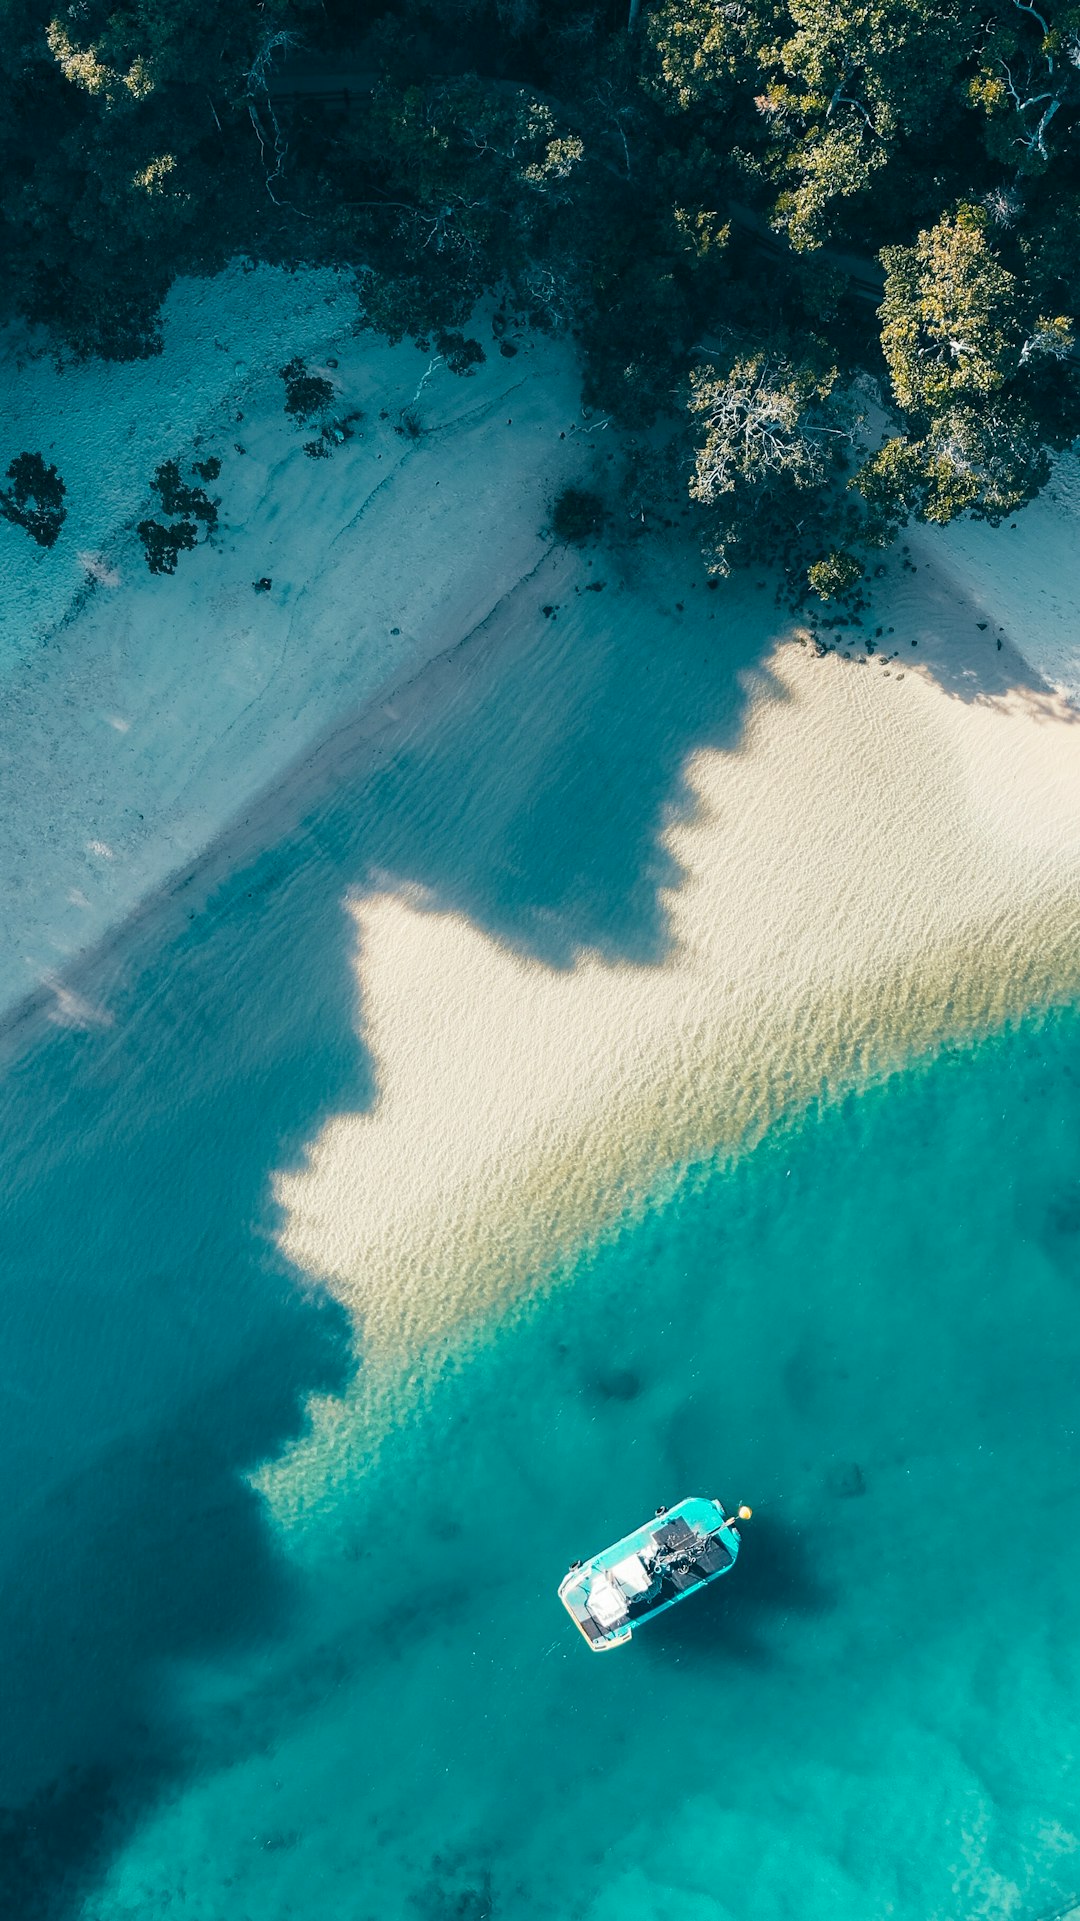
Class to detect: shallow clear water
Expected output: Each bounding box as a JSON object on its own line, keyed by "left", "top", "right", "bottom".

{"left": 3, "top": 584, "right": 1080, "bottom": 1921}
{"left": 84, "top": 1015, "right": 1080, "bottom": 1921}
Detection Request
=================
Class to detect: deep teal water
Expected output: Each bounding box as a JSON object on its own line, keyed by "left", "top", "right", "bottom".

{"left": 2, "top": 578, "right": 1079, "bottom": 1920}
{"left": 64, "top": 1012, "right": 1080, "bottom": 1921}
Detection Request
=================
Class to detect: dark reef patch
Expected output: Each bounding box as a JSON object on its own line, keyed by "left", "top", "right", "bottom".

{"left": 590, "top": 1365, "right": 644, "bottom": 1402}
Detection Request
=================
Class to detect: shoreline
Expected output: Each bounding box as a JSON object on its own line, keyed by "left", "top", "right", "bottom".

{"left": 1, "top": 270, "right": 1078, "bottom": 1123}
{"left": 245, "top": 535, "right": 1080, "bottom": 1502}
{"left": 0, "top": 531, "right": 578, "bottom": 1055}
{"left": 0, "top": 299, "right": 591, "bottom": 1028}
{"left": 2, "top": 410, "right": 1078, "bottom": 1068}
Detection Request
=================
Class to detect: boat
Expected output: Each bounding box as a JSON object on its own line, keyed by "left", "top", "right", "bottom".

{"left": 558, "top": 1495, "right": 752, "bottom": 1650}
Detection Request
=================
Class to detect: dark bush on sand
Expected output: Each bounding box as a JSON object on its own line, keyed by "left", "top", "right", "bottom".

{"left": 551, "top": 486, "right": 604, "bottom": 545}
{"left": 0, "top": 452, "right": 66, "bottom": 549}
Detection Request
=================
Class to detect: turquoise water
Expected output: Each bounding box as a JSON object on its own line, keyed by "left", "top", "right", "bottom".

{"left": 3, "top": 584, "right": 1080, "bottom": 1920}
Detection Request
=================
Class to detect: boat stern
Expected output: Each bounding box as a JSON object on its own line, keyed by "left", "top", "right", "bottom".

{"left": 557, "top": 1566, "right": 635, "bottom": 1649}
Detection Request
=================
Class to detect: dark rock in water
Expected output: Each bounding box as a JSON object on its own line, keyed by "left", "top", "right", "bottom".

{"left": 417, "top": 1862, "right": 494, "bottom": 1921}
{"left": 1046, "top": 1184, "right": 1080, "bottom": 1237}
{"left": 253, "top": 577, "right": 272, "bottom": 593}
{"left": 593, "top": 1366, "right": 643, "bottom": 1402}
{"left": 826, "top": 1460, "right": 866, "bottom": 1498}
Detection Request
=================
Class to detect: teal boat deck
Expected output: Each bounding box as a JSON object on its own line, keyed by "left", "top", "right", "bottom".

{"left": 558, "top": 1496, "right": 748, "bottom": 1650}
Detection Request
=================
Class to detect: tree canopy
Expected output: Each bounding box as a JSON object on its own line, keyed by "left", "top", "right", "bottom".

{"left": 3, "top": 0, "right": 1078, "bottom": 580}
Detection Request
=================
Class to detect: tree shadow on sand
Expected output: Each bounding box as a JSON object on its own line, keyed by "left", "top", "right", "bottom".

{"left": 848, "top": 542, "right": 1080, "bottom": 717}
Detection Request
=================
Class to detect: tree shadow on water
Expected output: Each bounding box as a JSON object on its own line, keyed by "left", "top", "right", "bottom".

{"left": 0, "top": 870, "right": 362, "bottom": 1917}
{"left": 0, "top": 557, "right": 781, "bottom": 1916}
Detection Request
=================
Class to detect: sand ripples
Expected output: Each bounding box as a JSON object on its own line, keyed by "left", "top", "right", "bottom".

{"left": 265, "top": 629, "right": 1080, "bottom": 1510}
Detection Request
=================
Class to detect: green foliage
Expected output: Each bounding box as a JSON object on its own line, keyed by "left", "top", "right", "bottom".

{"left": 879, "top": 206, "right": 1023, "bottom": 413}
{"left": 643, "top": 0, "right": 753, "bottom": 111}
{"left": 0, "top": 453, "right": 67, "bottom": 548}
{"left": 551, "top": 486, "right": 605, "bottom": 542}
{"left": 857, "top": 407, "right": 1051, "bottom": 531}
{"left": 645, "top": 0, "right": 969, "bottom": 247}
{"left": 0, "top": 0, "right": 293, "bottom": 355}
{"left": 334, "top": 74, "right": 589, "bottom": 345}
{"left": 966, "top": 3, "right": 1080, "bottom": 168}
{"left": 3, "top": 0, "right": 1079, "bottom": 570}
{"left": 690, "top": 350, "right": 839, "bottom": 501}
{"left": 807, "top": 549, "right": 863, "bottom": 598}
{"left": 688, "top": 346, "right": 855, "bottom": 570}
{"left": 861, "top": 203, "right": 1075, "bottom": 527}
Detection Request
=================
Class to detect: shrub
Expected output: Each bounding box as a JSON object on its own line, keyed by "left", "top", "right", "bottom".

{"left": 302, "top": 412, "right": 364, "bottom": 459}
{"left": 807, "top": 550, "right": 863, "bottom": 600}
{"left": 137, "top": 518, "right": 198, "bottom": 574}
{"left": 551, "top": 485, "right": 604, "bottom": 544}
{"left": 437, "top": 330, "right": 486, "bottom": 374}
{"left": 281, "top": 357, "right": 334, "bottom": 423}
{"left": 0, "top": 452, "right": 67, "bottom": 548}
{"left": 152, "top": 460, "right": 217, "bottom": 529}
{"left": 137, "top": 455, "right": 219, "bottom": 573}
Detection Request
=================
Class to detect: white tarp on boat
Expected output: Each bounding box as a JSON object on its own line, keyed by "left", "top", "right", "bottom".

{"left": 610, "top": 1553, "right": 655, "bottom": 1596}
{"left": 586, "top": 1577, "right": 629, "bottom": 1630}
